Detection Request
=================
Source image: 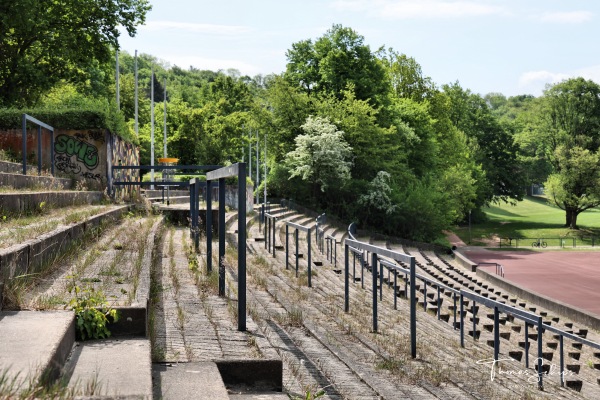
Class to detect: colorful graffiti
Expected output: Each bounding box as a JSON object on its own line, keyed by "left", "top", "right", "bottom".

{"left": 111, "top": 133, "right": 139, "bottom": 198}
{"left": 54, "top": 134, "right": 99, "bottom": 170}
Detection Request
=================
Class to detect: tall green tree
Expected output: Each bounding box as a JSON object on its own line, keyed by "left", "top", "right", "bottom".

{"left": 0, "top": 0, "right": 151, "bottom": 106}
{"left": 284, "top": 24, "right": 389, "bottom": 110}
{"left": 381, "top": 49, "right": 435, "bottom": 102}
{"left": 540, "top": 78, "right": 600, "bottom": 228}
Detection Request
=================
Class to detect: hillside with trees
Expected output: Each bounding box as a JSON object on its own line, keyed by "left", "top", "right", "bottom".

{"left": 2, "top": 13, "right": 599, "bottom": 242}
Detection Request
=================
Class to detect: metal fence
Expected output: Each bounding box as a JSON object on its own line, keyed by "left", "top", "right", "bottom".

{"left": 477, "top": 262, "right": 504, "bottom": 278}
{"left": 500, "top": 237, "right": 600, "bottom": 248}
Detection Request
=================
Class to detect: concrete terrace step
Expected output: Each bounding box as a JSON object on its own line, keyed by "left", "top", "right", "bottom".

{"left": 0, "top": 171, "right": 73, "bottom": 190}
{"left": 0, "top": 205, "right": 129, "bottom": 309}
{"left": 0, "top": 160, "right": 36, "bottom": 174}
{"left": 0, "top": 310, "right": 75, "bottom": 388}
{"left": 66, "top": 338, "right": 152, "bottom": 399}
{"left": 0, "top": 190, "right": 103, "bottom": 213}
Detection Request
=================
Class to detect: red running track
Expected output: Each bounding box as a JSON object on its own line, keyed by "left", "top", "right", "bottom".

{"left": 461, "top": 249, "right": 600, "bottom": 317}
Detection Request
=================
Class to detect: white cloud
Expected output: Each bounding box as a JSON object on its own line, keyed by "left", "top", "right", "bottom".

{"left": 573, "top": 65, "right": 600, "bottom": 83}
{"left": 539, "top": 11, "right": 593, "bottom": 24}
{"left": 142, "top": 21, "right": 251, "bottom": 35}
{"left": 518, "top": 66, "right": 600, "bottom": 95}
{"left": 518, "top": 70, "right": 569, "bottom": 88}
{"left": 331, "top": 0, "right": 506, "bottom": 19}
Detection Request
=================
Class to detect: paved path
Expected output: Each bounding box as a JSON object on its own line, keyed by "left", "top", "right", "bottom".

{"left": 461, "top": 248, "right": 600, "bottom": 316}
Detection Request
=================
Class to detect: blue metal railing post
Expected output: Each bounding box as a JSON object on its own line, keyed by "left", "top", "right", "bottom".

{"left": 525, "top": 323, "right": 529, "bottom": 368}
{"left": 307, "top": 229, "right": 312, "bottom": 288}
{"left": 493, "top": 306, "right": 500, "bottom": 361}
{"left": 272, "top": 216, "right": 276, "bottom": 258}
{"left": 453, "top": 293, "right": 457, "bottom": 330}
{"left": 237, "top": 163, "right": 247, "bottom": 331}
{"left": 218, "top": 177, "right": 225, "bottom": 296}
{"left": 394, "top": 271, "right": 398, "bottom": 310}
{"left": 295, "top": 228, "right": 299, "bottom": 277}
{"left": 37, "top": 125, "right": 42, "bottom": 175}
{"left": 537, "top": 316, "right": 543, "bottom": 389}
{"left": 22, "top": 114, "right": 27, "bottom": 175}
{"left": 285, "top": 224, "right": 289, "bottom": 270}
{"left": 410, "top": 257, "right": 417, "bottom": 358}
{"left": 437, "top": 286, "right": 441, "bottom": 320}
{"left": 206, "top": 180, "right": 212, "bottom": 272}
{"left": 194, "top": 180, "right": 200, "bottom": 251}
{"left": 344, "top": 244, "right": 349, "bottom": 312}
{"left": 472, "top": 301, "right": 477, "bottom": 340}
{"left": 379, "top": 259, "right": 383, "bottom": 301}
{"left": 372, "top": 251, "right": 378, "bottom": 333}
{"left": 460, "top": 293, "right": 464, "bottom": 347}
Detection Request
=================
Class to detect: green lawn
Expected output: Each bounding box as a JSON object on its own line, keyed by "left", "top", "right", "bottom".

{"left": 453, "top": 196, "right": 600, "bottom": 247}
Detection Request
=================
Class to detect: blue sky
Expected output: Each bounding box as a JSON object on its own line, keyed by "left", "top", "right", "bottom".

{"left": 118, "top": 0, "right": 600, "bottom": 97}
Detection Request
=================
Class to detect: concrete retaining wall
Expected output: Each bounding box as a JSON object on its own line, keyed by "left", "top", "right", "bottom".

{"left": 0, "top": 190, "right": 103, "bottom": 214}
{"left": 452, "top": 251, "right": 478, "bottom": 272}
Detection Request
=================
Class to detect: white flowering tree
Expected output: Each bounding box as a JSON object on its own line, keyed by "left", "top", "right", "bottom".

{"left": 285, "top": 116, "right": 353, "bottom": 196}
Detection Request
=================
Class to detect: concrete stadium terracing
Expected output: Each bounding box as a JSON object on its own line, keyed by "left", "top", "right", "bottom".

{"left": 1, "top": 158, "right": 600, "bottom": 399}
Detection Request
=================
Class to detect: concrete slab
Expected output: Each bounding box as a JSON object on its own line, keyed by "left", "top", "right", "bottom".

{"left": 67, "top": 338, "right": 152, "bottom": 399}
{"left": 152, "top": 362, "right": 229, "bottom": 400}
{"left": 0, "top": 310, "right": 75, "bottom": 387}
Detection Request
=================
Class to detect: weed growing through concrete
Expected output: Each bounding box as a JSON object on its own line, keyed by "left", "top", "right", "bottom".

{"left": 66, "top": 275, "right": 119, "bottom": 340}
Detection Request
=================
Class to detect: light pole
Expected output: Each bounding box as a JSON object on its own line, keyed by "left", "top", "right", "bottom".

{"left": 468, "top": 209, "right": 472, "bottom": 245}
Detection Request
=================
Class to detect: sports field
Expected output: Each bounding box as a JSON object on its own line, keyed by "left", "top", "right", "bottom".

{"left": 454, "top": 196, "right": 600, "bottom": 317}
{"left": 454, "top": 195, "right": 600, "bottom": 247}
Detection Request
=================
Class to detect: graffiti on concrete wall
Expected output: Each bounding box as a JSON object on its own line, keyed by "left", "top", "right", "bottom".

{"left": 111, "top": 133, "right": 140, "bottom": 197}
{"left": 74, "top": 131, "right": 105, "bottom": 144}
{"left": 55, "top": 154, "right": 82, "bottom": 175}
{"left": 54, "top": 134, "right": 99, "bottom": 170}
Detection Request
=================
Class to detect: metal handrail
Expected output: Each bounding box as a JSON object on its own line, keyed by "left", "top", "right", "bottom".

{"left": 354, "top": 238, "right": 599, "bottom": 389}
{"left": 284, "top": 220, "right": 315, "bottom": 287}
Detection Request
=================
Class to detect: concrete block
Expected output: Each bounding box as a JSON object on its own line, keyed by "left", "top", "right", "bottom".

{"left": 216, "top": 359, "right": 282, "bottom": 391}
{"left": 109, "top": 306, "right": 147, "bottom": 337}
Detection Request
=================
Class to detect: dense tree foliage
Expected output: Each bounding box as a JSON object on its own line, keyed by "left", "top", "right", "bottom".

{"left": 12, "top": 22, "right": 599, "bottom": 241}
{"left": 538, "top": 78, "right": 600, "bottom": 228}
{"left": 0, "top": 0, "right": 151, "bottom": 107}
{"left": 285, "top": 25, "right": 389, "bottom": 111}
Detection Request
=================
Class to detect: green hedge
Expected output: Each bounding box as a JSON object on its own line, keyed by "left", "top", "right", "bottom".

{"left": 0, "top": 103, "right": 135, "bottom": 145}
